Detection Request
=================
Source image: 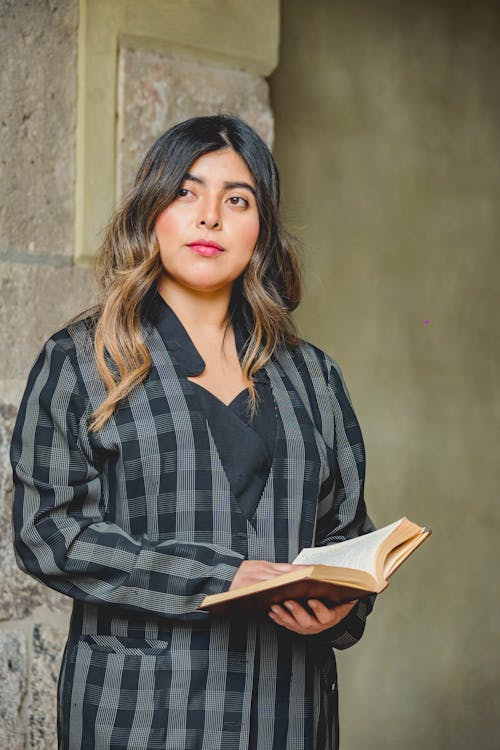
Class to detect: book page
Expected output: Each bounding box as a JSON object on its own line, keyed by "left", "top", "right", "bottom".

{"left": 293, "top": 520, "right": 403, "bottom": 577}
{"left": 383, "top": 530, "right": 430, "bottom": 578}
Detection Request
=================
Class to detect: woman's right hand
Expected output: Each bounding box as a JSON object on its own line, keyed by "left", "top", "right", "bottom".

{"left": 229, "top": 560, "right": 299, "bottom": 591}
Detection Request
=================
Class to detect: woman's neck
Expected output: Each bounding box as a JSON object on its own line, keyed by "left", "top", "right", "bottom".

{"left": 157, "top": 281, "right": 232, "bottom": 337}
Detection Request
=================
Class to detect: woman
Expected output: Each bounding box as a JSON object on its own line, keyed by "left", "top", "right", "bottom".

{"left": 11, "top": 115, "right": 375, "bottom": 749}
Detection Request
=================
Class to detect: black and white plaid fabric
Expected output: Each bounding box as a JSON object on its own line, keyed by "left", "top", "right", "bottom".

{"left": 11, "top": 304, "right": 375, "bottom": 750}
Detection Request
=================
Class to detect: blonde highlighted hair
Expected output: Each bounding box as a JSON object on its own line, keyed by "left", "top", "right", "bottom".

{"left": 70, "top": 115, "right": 303, "bottom": 431}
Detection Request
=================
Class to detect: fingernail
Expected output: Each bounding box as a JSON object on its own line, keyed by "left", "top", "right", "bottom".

{"left": 284, "top": 601, "right": 294, "bottom": 611}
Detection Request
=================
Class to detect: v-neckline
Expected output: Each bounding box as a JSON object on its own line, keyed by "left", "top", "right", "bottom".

{"left": 188, "top": 369, "right": 280, "bottom": 527}
{"left": 188, "top": 380, "right": 250, "bottom": 409}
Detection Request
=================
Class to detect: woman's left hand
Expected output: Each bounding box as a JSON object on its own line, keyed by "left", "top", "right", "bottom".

{"left": 268, "top": 598, "right": 358, "bottom": 634}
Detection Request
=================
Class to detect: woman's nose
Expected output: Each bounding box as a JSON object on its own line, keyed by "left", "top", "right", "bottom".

{"left": 196, "top": 197, "right": 221, "bottom": 229}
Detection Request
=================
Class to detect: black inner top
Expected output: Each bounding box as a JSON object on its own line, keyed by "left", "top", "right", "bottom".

{"left": 190, "top": 379, "right": 276, "bottom": 521}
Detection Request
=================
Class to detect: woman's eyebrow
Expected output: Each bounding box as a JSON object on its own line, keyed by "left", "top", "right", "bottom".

{"left": 184, "top": 172, "right": 256, "bottom": 197}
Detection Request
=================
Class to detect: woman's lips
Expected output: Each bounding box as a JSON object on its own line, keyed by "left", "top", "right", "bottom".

{"left": 187, "top": 242, "right": 225, "bottom": 257}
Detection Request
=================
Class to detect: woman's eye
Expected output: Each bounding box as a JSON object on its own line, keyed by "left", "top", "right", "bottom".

{"left": 227, "top": 196, "right": 248, "bottom": 207}
{"left": 177, "top": 187, "right": 193, "bottom": 198}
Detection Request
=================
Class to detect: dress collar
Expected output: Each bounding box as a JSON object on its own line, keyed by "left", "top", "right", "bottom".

{"left": 147, "top": 292, "right": 252, "bottom": 377}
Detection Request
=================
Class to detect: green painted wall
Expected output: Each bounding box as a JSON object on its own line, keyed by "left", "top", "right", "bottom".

{"left": 270, "top": 2, "right": 500, "bottom": 749}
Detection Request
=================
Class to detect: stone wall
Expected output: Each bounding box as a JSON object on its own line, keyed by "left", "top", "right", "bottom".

{"left": 117, "top": 47, "right": 273, "bottom": 197}
{"left": 1, "top": 2, "right": 88, "bottom": 747}
{"left": 0, "top": 1, "right": 275, "bottom": 746}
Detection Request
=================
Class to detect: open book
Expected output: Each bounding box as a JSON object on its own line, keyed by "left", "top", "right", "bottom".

{"left": 199, "top": 518, "right": 430, "bottom": 616}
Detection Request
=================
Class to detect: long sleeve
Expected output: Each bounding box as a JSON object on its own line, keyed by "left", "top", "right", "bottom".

{"left": 310, "top": 358, "right": 376, "bottom": 648}
{"left": 11, "top": 337, "right": 244, "bottom": 621}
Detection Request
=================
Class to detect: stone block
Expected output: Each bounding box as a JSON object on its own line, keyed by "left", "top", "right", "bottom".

{"left": 0, "top": 630, "right": 27, "bottom": 750}
{"left": 117, "top": 47, "right": 274, "bottom": 195}
{"left": 0, "top": 0, "right": 77, "bottom": 258}
{"left": 0, "top": 263, "right": 95, "bottom": 388}
{"left": 29, "top": 622, "right": 67, "bottom": 750}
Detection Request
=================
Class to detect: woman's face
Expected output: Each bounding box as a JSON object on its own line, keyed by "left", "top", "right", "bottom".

{"left": 155, "top": 148, "right": 260, "bottom": 299}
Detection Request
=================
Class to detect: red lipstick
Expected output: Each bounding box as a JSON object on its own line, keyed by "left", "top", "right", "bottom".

{"left": 187, "top": 239, "right": 225, "bottom": 257}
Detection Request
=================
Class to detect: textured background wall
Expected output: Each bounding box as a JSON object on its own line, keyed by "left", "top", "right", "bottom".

{"left": 270, "top": 2, "right": 500, "bottom": 749}
{"left": 117, "top": 47, "right": 273, "bottom": 197}
{"left": 0, "top": 1, "right": 275, "bottom": 746}
{"left": 0, "top": 2, "right": 85, "bottom": 747}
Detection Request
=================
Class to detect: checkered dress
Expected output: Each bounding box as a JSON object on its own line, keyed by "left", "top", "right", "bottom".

{"left": 11, "top": 304, "right": 375, "bottom": 749}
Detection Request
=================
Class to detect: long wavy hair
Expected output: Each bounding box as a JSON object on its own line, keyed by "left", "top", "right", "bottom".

{"left": 72, "top": 115, "right": 303, "bottom": 431}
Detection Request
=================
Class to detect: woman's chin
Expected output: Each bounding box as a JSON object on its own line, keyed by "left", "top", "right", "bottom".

{"left": 162, "top": 273, "right": 239, "bottom": 297}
